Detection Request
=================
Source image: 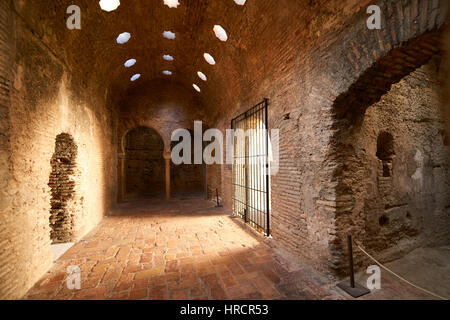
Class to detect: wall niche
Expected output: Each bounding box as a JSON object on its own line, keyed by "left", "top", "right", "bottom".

{"left": 48, "top": 133, "right": 78, "bottom": 243}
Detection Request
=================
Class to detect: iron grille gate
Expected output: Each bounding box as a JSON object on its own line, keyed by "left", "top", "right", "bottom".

{"left": 231, "top": 99, "right": 270, "bottom": 235}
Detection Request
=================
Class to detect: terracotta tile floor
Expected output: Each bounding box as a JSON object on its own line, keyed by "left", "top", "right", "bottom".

{"left": 23, "top": 199, "right": 344, "bottom": 300}
{"left": 23, "top": 199, "right": 447, "bottom": 300}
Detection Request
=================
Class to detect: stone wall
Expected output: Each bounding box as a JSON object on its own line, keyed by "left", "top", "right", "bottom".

{"left": 338, "top": 59, "right": 450, "bottom": 269}
{"left": 0, "top": 1, "right": 117, "bottom": 299}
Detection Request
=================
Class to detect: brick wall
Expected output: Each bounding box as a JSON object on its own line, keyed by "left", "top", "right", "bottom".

{"left": 327, "top": 0, "right": 448, "bottom": 273}
{"left": 0, "top": 0, "right": 18, "bottom": 299}
{"left": 170, "top": 133, "right": 205, "bottom": 195}
{"left": 207, "top": 0, "right": 449, "bottom": 275}
{"left": 337, "top": 59, "right": 450, "bottom": 270}
{"left": 0, "top": 2, "right": 117, "bottom": 299}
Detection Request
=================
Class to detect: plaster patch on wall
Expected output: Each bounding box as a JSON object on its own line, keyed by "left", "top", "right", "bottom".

{"left": 411, "top": 149, "right": 424, "bottom": 183}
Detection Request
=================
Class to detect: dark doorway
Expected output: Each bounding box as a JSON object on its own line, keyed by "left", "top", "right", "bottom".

{"left": 125, "top": 126, "right": 165, "bottom": 199}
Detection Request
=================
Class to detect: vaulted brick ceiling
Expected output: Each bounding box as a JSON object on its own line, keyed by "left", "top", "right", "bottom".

{"left": 17, "top": 0, "right": 370, "bottom": 119}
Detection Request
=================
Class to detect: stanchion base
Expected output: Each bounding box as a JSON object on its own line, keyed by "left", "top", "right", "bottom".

{"left": 337, "top": 281, "right": 370, "bottom": 298}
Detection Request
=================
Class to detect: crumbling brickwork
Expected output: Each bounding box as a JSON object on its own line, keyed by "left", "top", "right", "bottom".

{"left": 336, "top": 59, "right": 450, "bottom": 270}
{"left": 48, "top": 133, "right": 79, "bottom": 243}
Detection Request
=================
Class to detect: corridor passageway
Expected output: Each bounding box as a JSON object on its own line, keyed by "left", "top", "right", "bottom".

{"left": 1, "top": 0, "right": 450, "bottom": 301}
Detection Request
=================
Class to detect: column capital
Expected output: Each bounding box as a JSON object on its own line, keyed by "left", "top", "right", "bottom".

{"left": 163, "top": 151, "right": 171, "bottom": 160}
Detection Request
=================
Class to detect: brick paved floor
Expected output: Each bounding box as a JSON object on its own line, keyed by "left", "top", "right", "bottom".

{"left": 23, "top": 199, "right": 344, "bottom": 300}
{"left": 23, "top": 199, "right": 448, "bottom": 300}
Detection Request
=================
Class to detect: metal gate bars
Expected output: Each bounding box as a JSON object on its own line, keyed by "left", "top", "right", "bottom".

{"left": 231, "top": 99, "right": 270, "bottom": 236}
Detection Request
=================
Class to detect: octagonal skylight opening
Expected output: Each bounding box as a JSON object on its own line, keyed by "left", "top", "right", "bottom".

{"left": 163, "top": 54, "right": 174, "bottom": 61}
{"left": 163, "top": 70, "right": 172, "bottom": 75}
{"left": 163, "top": 31, "right": 176, "bottom": 40}
{"left": 213, "top": 25, "right": 228, "bottom": 42}
{"left": 197, "top": 71, "right": 207, "bottom": 81}
{"left": 234, "top": 0, "right": 246, "bottom": 5}
{"left": 193, "top": 84, "right": 201, "bottom": 92}
{"left": 99, "top": 0, "right": 120, "bottom": 12}
{"left": 203, "top": 53, "right": 216, "bottom": 65}
{"left": 130, "top": 74, "right": 141, "bottom": 81}
{"left": 124, "top": 59, "right": 136, "bottom": 67}
{"left": 164, "top": 0, "right": 180, "bottom": 8}
{"left": 116, "top": 32, "right": 131, "bottom": 44}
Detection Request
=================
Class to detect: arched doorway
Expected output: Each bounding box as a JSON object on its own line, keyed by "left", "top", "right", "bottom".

{"left": 331, "top": 34, "right": 449, "bottom": 272}
{"left": 124, "top": 126, "right": 165, "bottom": 199}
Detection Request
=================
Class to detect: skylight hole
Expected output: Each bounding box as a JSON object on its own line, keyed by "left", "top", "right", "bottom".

{"left": 163, "top": 55, "right": 174, "bottom": 61}
{"left": 234, "top": 0, "right": 246, "bottom": 5}
{"left": 203, "top": 53, "right": 216, "bottom": 65}
{"left": 163, "top": 0, "right": 180, "bottom": 8}
{"left": 116, "top": 32, "right": 131, "bottom": 44}
{"left": 193, "top": 84, "right": 201, "bottom": 92}
{"left": 130, "top": 74, "right": 141, "bottom": 81}
{"left": 213, "top": 25, "right": 228, "bottom": 42}
{"left": 99, "top": 0, "right": 120, "bottom": 12}
{"left": 197, "top": 71, "right": 207, "bottom": 81}
{"left": 124, "top": 59, "right": 136, "bottom": 67}
{"left": 163, "top": 31, "right": 176, "bottom": 40}
{"left": 163, "top": 70, "right": 172, "bottom": 75}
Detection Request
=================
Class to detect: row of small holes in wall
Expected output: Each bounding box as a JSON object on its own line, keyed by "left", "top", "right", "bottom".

{"left": 99, "top": 0, "right": 246, "bottom": 89}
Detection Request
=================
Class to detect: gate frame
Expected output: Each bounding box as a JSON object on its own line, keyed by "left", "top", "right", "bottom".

{"left": 231, "top": 98, "right": 270, "bottom": 236}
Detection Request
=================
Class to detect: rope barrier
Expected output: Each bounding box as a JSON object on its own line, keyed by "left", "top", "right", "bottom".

{"left": 353, "top": 240, "right": 448, "bottom": 300}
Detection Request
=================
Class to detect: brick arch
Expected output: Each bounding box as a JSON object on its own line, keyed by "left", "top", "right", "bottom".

{"left": 330, "top": 0, "right": 446, "bottom": 122}
{"left": 333, "top": 30, "right": 441, "bottom": 123}
{"left": 120, "top": 124, "right": 168, "bottom": 154}
{"left": 325, "top": 0, "right": 447, "bottom": 274}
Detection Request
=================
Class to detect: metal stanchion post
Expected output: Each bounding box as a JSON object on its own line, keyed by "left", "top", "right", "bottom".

{"left": 337, "top": 234, "right": 371, "bottom": 298}
{"left": 215, "top": 188, "right": 222, "bottom": 207}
